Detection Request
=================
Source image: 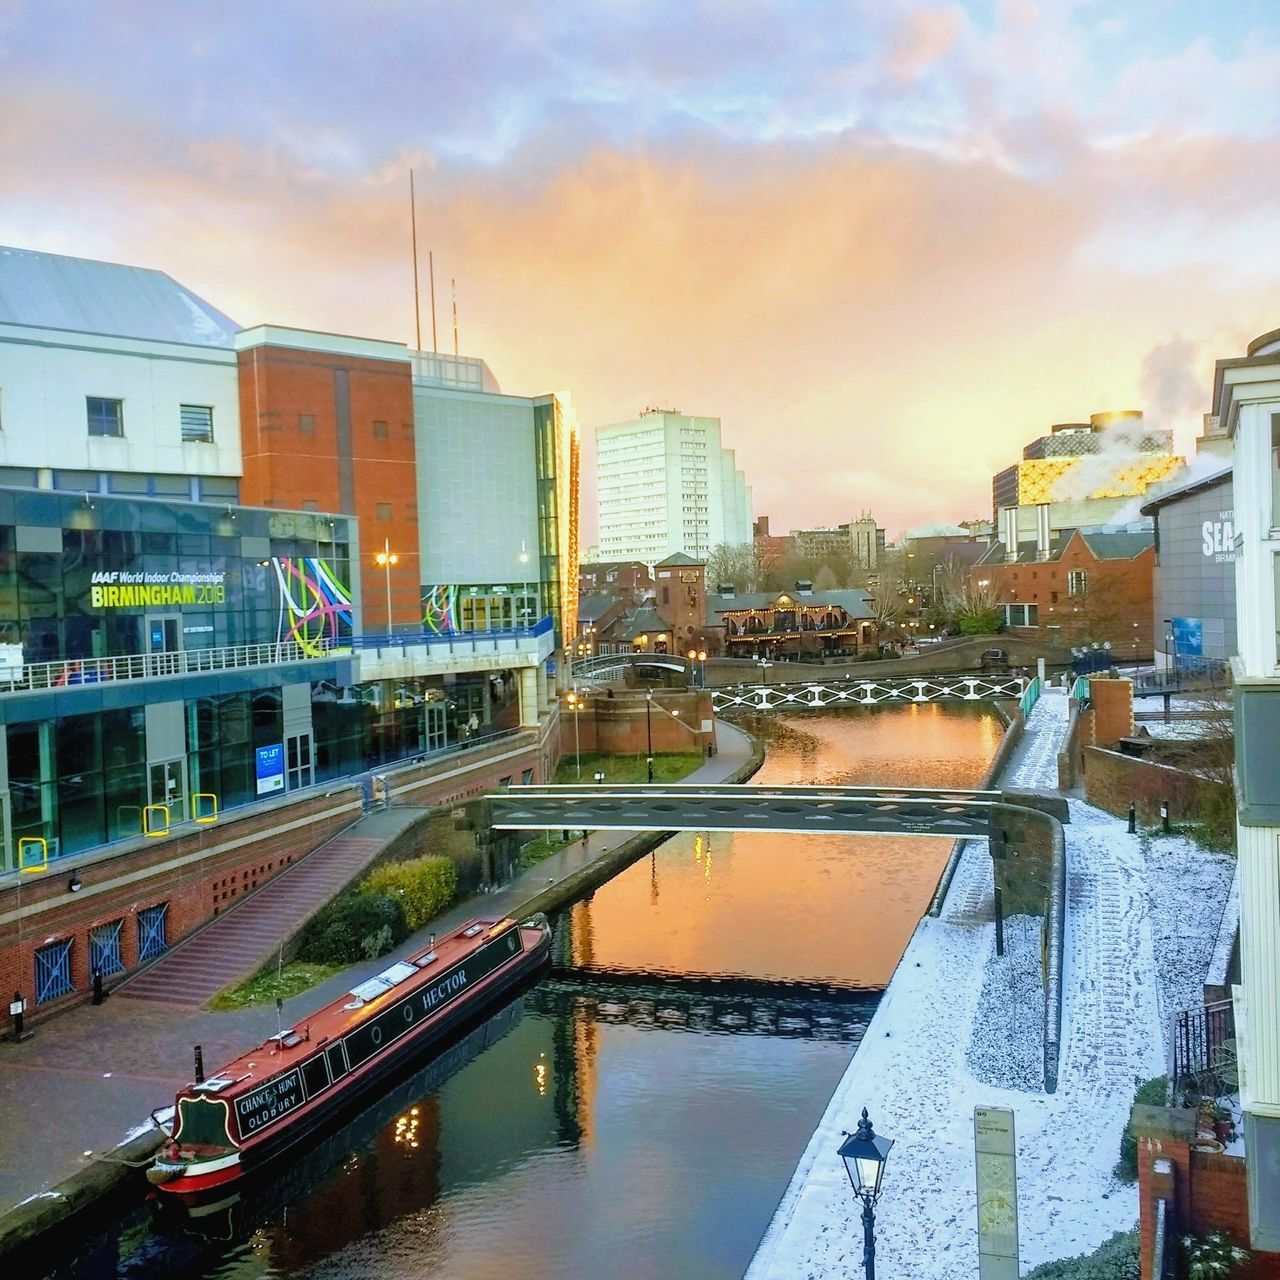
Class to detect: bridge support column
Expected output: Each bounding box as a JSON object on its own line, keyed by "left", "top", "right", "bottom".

{"left": 537, "top": 660, "right": 550, "bottom": 711}
{"left": 518, "top": 666, "right": 539, "bottom": 728}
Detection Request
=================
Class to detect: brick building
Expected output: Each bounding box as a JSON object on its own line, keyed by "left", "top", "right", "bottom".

{"left": 972, "top": 521, "right": 1156, "bottom": 661}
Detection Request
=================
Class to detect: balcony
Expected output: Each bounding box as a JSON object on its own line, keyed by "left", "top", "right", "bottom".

{"left": 0, "top": 616, "right": 557, "bottom": 698}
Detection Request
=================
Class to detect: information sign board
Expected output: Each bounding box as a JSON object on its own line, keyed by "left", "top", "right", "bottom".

{"left": 255, "top": 743, "right": 285, "bottom": 795}
{"left": 974, "top": 1105, "right": 1019, "bottom": 1279}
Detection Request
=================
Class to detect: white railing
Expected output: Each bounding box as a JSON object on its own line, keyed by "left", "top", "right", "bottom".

{"left": 0, "top": 618, "right": 557, "bottom": 697}
{"left": 710, "top": 674, "right": 1027, "bottom": 711}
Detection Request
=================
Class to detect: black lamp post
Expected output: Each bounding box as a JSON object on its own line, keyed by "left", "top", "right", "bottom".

{"left": 645, "top": 690, "right": 654, "bottom": 783}
{"left": 838, "top": 1107, "right": 894, "bottom": 1279}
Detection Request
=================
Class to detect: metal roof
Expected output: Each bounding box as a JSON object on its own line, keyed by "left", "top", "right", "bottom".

{"left": 0, "top": 245, "right": 240, "bottom": 347}
{"left": 1139, "top": 466, "right": 1231, "bottom": 515}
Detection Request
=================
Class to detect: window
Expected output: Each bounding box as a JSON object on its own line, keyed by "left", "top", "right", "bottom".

{"left": 1067, "top": 570, "right": 1088, "bottom": 597}
{"left": 35, "top": 939, "right": 74, "bottom": 1004}
{"left": 299, "top": 413, "right": 316, "bottom": 436}
{"left": 1272, "top": 414, "right": 1280, "bottom": 530}
{"left": 301, "top": 499, "right": 319, "bottom": 512}
{"left": 372, "top": 419, "right": 389, "bottom": 440}
{"left": 87, "top": 397, "right": 123, "bottom": 437}
{"left": 180, "top": 404, "right": 214, "bottom": 443}
{"left": 137, "top": 904, "right": 169, "bottom": 961}
{"left": 89, "top": 921, "right": 125, "bottom": 978}
{"left": 1004, "top": 603, "right": 1039, "bottom": 627}
{"left": 376, "top": 503, "right": 392, "bottom": 521}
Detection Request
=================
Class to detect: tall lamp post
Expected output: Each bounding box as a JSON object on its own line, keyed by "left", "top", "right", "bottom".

{"left": 374, "top": 539, "right": 398, "bottom": 636}
{"left": 567, "top": 690, "right": 583, "bottom": 779}
{"left": 645, "top": 689, "right": 654, "bottom": 783}
{"left": 838, "top": 1108, "right": 894, "bottom": 1279}
{"left": 755, "top": 657, "right": 773, "bottom": 685}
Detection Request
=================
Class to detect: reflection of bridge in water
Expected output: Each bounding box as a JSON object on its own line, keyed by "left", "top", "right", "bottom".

{"left": 532, "top": 970, "right": 876, "bottom": 1043}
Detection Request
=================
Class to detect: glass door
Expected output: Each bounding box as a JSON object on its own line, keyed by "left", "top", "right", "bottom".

{"left": 146, "top": 615, "right": 182, "bottom": 676}
{"left": 148, "top": 757, "right": 187, "bottom": 826}
{"left": 286, "top": 733, "right": 314, "bottom": 791}
{"left": 425, "top": 702, "right": 447, "bottom": 752}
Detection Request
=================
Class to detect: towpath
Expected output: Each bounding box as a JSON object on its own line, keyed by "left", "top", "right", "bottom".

{"left": 0, "top": 720, "right": 753, "bottom": 1211}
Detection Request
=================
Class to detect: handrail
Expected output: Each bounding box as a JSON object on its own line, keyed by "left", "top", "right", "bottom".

{"left": 1070, "top": 675, "right": 1091, "bottom": 703}
{"left": 0, "top": 616, "right": 555, "bottom": 696}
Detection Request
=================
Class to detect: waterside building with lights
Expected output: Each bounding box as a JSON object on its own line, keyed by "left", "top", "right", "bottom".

{"left": 0, "top": 245, "right": 576, "bottom": 1013}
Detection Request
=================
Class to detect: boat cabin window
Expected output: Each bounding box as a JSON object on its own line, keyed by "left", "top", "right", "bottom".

{"left": 463, "top": 924, "right": 483, "bottom": 937}
{"left": 415, "top": 951, "right": 439, "bottom": 967}
{"left": 193, "top": 1076, "right": 235, "bottom": 1093}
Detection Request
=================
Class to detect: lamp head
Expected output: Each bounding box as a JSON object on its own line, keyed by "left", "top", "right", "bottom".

{"left": 838, "top": 1108, "right": 893, "bottom": 1202}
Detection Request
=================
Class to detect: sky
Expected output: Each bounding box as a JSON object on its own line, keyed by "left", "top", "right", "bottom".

{"left": 3, "top": 1, "right": 1280, "bottom": 541}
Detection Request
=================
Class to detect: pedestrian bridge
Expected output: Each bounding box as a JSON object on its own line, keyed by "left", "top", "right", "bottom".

{"left": 482, "top": 781, "right": 1067, "bottom": 1093}
{"left": 708, "top": 673, "right": 1027, "bottom": 711}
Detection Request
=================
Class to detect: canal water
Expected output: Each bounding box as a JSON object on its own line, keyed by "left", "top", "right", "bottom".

{"left": 52, "top": 704, "right": 999, "bottom": 1280}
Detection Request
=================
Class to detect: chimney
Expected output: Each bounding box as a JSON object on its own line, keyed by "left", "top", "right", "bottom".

{"left": 1001, "top": 508, "right": 1018, "bottom": 564}
{"left": 1036, "top": 504, "right": 1051, "bottom": 562}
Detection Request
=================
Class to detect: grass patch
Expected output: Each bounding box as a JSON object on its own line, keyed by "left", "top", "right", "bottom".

{"left": 553, "top": 751, "right": 702, "bottom": 786}
{"left": 209, "top": 960, "right": 343, "bottom": 1010}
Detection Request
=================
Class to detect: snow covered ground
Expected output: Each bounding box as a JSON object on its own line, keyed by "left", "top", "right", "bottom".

{"left": 746, "top": 686, "right": 1233, "bottom": 1278}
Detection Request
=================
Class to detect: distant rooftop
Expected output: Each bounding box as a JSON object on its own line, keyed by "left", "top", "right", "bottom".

{"left": 0, "top": 245, "right": 240, "bottom": 347}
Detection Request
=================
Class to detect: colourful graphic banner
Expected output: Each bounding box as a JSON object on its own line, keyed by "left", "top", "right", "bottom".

{"left": 422, "top": 584, "right": 458, "bottom": 635}
{"left": 273, "top": 557, "right": 353, "bottom": 655}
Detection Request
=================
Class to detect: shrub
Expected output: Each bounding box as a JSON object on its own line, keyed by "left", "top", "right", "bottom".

{"left": 1025, "top": 1229, "right": 1139, "bottom": 1279}
{"left": 295, "top": 891, "right": 407, "bottom": 966}
{"left": 1183, "top": 1230, "right": 1250, "bottom": 1279}
{"left": 362, "top": 855, "right": 457, "bottom": 932}
{"left": 1115, "top": 1075, "right": 1169, "bottom": 1182}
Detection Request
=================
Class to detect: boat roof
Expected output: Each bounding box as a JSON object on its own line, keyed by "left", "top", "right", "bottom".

{"left": 184, "top": 916, "right": 518, "bottom": 1101}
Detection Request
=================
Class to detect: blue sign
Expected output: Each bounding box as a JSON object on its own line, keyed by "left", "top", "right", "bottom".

{"left": 1172, "top": 617, "right": 1203, "bottom": 658}
{"left": 546, "top": 660, "right": 557, "bottom": 677}
{"left": 255, "top": 743, "right": 285, "bottom": 795}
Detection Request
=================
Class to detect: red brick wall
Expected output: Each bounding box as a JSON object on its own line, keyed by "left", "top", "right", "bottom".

{"left": 976, "top": 533, "right": 1155, "bottom": 657}
{"left": 237, "top": 343, "right": 419, "bottom": 629}
{"left": 1083, "top": 745, "right": 1224, "bottom": 823}
{"left": 1090, "top": 677, "right": 1134, "bottom": 745}
{"left": 559, "top": 692, "right": 713, "bottom": 757}
{"left": 0, "top": 788, "right": 362, "bottom": 1021}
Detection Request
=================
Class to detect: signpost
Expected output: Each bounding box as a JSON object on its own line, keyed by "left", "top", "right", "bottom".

{"left": 974, "top": 1105, "right": 1020, "bottom": 1278}
{"left": 255, "top": 743, "right": 285, "bottom": 795}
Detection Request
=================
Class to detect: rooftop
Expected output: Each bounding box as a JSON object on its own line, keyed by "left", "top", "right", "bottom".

{"left": 0, "top": 245, "right": 240, "bottom": 347}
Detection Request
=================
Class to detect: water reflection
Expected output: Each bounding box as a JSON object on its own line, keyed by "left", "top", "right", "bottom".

{"left": 562, "top": 705, "right": 999, "bottom": 988}
{"left": 52, "top": 705, "right": 997, "bottom": 1280}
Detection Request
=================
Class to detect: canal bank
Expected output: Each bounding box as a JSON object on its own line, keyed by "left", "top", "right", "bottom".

{"left": 0, "top": 721, "right": 763, "bottom": 1264}
{"left": 744, "top": 688, "right": 1207, "bottom": 1278}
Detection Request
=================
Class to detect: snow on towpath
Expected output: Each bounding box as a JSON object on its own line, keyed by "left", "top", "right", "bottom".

{"left": 747, "top": 687, "right": 1166, "bottom": 1278}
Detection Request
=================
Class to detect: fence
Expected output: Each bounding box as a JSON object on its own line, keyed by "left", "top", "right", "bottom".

{"left": 1018, "top": 675, "right": 1041, "bottom": 718}
{"left": 1171, "top": 997, "right": 1237, "bottom": 1101}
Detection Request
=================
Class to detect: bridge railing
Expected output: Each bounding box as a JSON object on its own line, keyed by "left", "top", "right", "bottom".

{"left": 1018, "top": 675, "right": 1041, "bottom": 718}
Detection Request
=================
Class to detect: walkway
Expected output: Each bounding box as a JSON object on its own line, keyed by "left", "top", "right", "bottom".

{"left": 116, "top": 808, "right": 426, "bottom": 1007}
{"left": 747, "top": 688, "right": 1170, "bottom": 1277}
{"left": 0, "top": 721, "right": 753, "bottom": 1211}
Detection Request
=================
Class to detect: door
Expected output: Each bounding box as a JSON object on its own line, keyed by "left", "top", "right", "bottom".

{"left": 424, "top": 701, "right": 447, "bottom": 752}
{"left": 148, "top": 757, "right": 187, "bottom": 826}
{"left": 146, "top": 615, "right": 182, "bottom": 676}
{"left": 286, "top": 733, "right": 314, "bottom": 791}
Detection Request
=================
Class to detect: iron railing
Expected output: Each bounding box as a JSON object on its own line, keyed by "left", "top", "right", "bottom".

{"left": 1171, "top": 997, "right": 1237, "bottom": 1101}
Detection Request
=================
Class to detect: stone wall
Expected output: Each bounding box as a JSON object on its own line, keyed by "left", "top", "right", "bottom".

{"left": 1083, "top": 745, "right": 1224, "bottom": 823}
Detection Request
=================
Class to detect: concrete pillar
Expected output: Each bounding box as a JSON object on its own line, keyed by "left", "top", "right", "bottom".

{"left": 537, "top": 660, "right": 549, "bottom": 711}
{"left": 518, "top": 666, "right": 539, "bottom": 728}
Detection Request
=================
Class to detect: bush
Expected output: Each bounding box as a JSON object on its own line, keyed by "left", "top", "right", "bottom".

{"left": 1115, "top": 1075, "right": 1169, "bottom": 1182}
{"left": 295, "top": 891, "right": 407, "bottom": 966}
{"left": 361, "top": 855, "right": 457, "bottom": 932}
{"left": 1025, "top": 1229, "right": 1139, "bottom": 1279}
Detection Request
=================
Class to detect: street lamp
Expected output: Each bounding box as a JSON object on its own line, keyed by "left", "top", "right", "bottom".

{"left": 931, "top": 563, "right": 944, "bottom": 602}
{"left": 838, "top": 1108, "right": 894, "bottom": 1279}
{"left": 374, "top": 538, "right": 398, "bottom": 636}
{"left": 645, "top": 689, "right": 654, "bottom": 783}
{"left": 567, "top": 690, "right": 583, "bottom": 779}
{"left": 755, "top": 657, "right": 773, "bottom": 685}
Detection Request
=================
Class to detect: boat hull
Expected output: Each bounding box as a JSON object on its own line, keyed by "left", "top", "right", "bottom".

{"left": 157, "top": 926, "right": 551, "bottom": 1203}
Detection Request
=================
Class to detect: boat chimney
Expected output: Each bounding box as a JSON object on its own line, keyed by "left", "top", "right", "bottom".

{"left": 1001, "top": 508, "right": 1019, "bottom": 564}
{"left": 194, "top": 1044, "right": 205, "bottom": 1085}
{"left": 1035, "top": 504, "right": 1052, "bottom": 562}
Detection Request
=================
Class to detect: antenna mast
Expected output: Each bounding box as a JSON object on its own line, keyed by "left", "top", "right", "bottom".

{"left": 409, "top": 170, "right": 422, "bottom": 353}
{"left": 451, "top": 278, "right": 459, "bottom": 356}
{"left": 429, "top": 251, "right": 438, "bottom": 353}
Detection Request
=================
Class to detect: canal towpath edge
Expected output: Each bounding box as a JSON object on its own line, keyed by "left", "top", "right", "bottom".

{"left": 0, "top": 718, "right": 760, "bottom": 1261}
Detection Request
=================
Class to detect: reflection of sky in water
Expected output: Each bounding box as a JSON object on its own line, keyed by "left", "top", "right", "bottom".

{"left": 69, "top": 706, "right": 998, "bottom": 1280}
{"left": 569, "top": 705, "right": 1000, "bottom": 988}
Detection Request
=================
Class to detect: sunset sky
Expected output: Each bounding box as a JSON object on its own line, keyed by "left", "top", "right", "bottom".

{"left": 4, "top": 1, "right": 1280, "bottom": 539}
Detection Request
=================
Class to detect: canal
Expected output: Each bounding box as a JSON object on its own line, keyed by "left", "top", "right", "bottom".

{"left": 53, "top": 703, "right": 1000, "bottom": 1280}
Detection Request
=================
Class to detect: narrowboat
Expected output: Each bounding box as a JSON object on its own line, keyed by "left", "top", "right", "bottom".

{"left": 148, "top": 912, "right": 552, "bottom": 1200}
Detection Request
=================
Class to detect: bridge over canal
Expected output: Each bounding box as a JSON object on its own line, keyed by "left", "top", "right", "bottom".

{"left": 479, "top": 782, "right": 1068, "bottom": 1090}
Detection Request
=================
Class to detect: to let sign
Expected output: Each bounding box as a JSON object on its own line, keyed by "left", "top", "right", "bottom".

{"left": 974, "top": 1105, "right": 1019, "bottom": 1279}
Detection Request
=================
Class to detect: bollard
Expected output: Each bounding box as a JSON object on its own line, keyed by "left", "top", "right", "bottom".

{"left": 10, "top": 990, "right": 27, "bottom": 1041}
{"left": 1161, "top": 800, "right": 1171, "bottom": 834}
{"left": 1127, "top": 803, "right": 1137, "bottom": 834}
{"left": 994, "top": 886, "right": 1005, "bottom": 958}
{"left": 92, "top": 969, "right": 104, "bottom": 1006}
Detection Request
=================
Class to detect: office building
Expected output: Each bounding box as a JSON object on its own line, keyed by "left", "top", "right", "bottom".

{"left": 595, "top": 409, "right": 752, "bottom": 563}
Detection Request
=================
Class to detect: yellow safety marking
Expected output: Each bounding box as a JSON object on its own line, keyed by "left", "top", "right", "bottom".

{"left": 192, "top": 793, "right": 219, "bottom": 824}
{"left": 143, "top": 804, "right": 171, "bottom": 838}
{"left": 18, "top": 837, "right": 48, "bottom": 874}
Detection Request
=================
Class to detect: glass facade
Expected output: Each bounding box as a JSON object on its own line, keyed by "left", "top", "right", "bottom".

{"left": 0, "top": 488, "right": 353, "bottom": 663}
